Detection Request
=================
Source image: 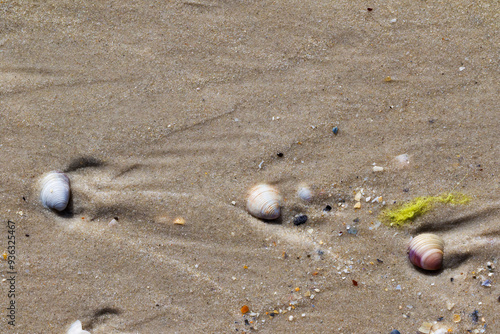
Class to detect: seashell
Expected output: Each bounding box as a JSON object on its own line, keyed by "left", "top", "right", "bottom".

{"left": 408, "top": 233, "right": 444, "bottom": 271}
{"left": 297, "top": 184, "right": 313, "bottom": 202}
{"left": 67, "top": 320, "right": 90, "bottom": 334}
{"left": 40, "top": 171, "right": 71, "bottom": 211}
{"left": 246, "top": 184, "right": 281, "bottom": 220}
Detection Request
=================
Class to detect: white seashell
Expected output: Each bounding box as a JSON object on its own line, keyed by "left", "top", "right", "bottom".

{"left": 67, "top": 320, "right": 91, "bottom": 334}
{"left": 40, "top": 171, "right": 71, "bottom": 211}
{"left": 408, "top": 233, "right": 444, "bottom": 271}
{"left": 297, "top": 184, "right": 313, "bottom": 202}
{"left": 246, "top": 184, "right": 281, "bottom": 220}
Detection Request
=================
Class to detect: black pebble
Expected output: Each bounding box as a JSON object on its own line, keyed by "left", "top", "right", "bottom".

{"left": 323, "top": 205, "right": 332, "bottom": 212}
{"left": 353, "top": 217, "right": 359, "bottom": 223}
{"left": 437, "top": 316, "right": 444, "bottom": 321}
{"left": 277, "top": 152, "right": 284, "bottom": 157}
{"left": 471, "top": 310, "right": 479, "bottom": 323}
{"left": 293, "top": 215, "right": 308, "bottom": 226}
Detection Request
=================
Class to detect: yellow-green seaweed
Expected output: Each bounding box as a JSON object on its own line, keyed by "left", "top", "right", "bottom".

{"left": 380, "top": 193, "right": 470, "bottom": 227}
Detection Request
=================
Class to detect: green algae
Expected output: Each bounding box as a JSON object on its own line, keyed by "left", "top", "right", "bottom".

{"left": 380, "top": 193, "right": 470, "bottom": 227}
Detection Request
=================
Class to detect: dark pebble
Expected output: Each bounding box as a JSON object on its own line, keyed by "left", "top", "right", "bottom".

{"left": 353, "top": 217, "right": 359, "bottom": 223}
{"left": 323, "top": 205, "right": 332, "bottom": 212}
{"left": 390, "top": 330, "right": 401, "bottom": 334}
{"left": 437, "top": 316, "right": 444, "bottom": 321}
{"left": 377, "top": 259, "right": 384, "bottom": 263}
{"left": 277, "top": 152, "right": 284, "bottom": 157}
{"left": 471, "top": 310, "right": 479, "bottom": 323}
{"left": 293, "top": 215, "right": 308, "bottom": 226}
{"left": 332, "top": 126, "right": 339, "bottom": 135}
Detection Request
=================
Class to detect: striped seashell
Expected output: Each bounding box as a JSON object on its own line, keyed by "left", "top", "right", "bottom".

{"left": 246, "top": 184, "right": 281, "bottom": 220}
{"left": 40, "top": 171, "right": 71, "bottom": 211}
{"left": 408, "top": 233, "right": 444, "bottom": 271}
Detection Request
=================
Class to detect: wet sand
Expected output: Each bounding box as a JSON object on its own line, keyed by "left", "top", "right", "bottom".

{"left": 0, "top": 1, "right": 499, "bottom": 333}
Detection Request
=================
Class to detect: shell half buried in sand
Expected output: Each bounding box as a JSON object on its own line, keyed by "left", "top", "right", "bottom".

{"left": 40, "top": 171, "right": 71, "bottom": 211}
{"left": 408, "top": 233, "right": 444, "bottom": 271}
{"left": 246, "top": 184, "right": 282, "bottom": 220}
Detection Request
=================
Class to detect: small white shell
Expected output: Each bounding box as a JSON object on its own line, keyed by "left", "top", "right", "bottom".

{"left": 40, "top": 171, "right": 70, "bottom": 211}
{"left": 67, "top": 320, "right": 90, "bottom": 334}
{"left": 408, "top": 233, "right": 444, "bottom": 271}
{"left": 297, "top": 184, "right": 313, "bottom": 202}
{"left": 246, "top": 184, "right": 281, "bottom": 220}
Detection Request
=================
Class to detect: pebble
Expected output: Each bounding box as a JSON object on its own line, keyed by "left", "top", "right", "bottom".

{"left": 372, "top": 166, "right": 384, "bottom": 172}
{"left": 390, "top": 331, "right": 401, "bottom": 334}
{"left": 353, "top": 202, "right": 361, "bottom": 209}
{"left": 332, "top": 126, "right": 339, "bottom": 135}
{"left": 293, "top": 215, "right": 308, "bottom": 226}
{"left": 323, "top": 205, "right": 332, "bottom": 212}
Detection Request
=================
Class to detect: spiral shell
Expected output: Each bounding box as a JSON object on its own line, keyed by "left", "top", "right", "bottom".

{"left": 408, "top": 233, "right": 444, "bottom": 271}
{"left": 40, "top": 171, "right": 71, "bottom": 211}
{"left": 246, "top": 184, "right": 281, "bottom": 220}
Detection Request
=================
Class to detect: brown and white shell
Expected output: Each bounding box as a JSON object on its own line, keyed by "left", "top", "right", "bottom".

{"left": 246, "top": 184, "right": 281, "bottom": 220}
{"left": 408, "top": 233, "right": 444, "bottom": 271}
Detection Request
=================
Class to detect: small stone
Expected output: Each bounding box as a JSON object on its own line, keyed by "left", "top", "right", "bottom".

{"left": 353, "top": 202, "right": 361, "bottom": 209}
{"left": 231, "top": 201, "right": 236, "bottom": 205}
{"left": 323, "top": 205, "right": 332, "bottom": 212}
{"left": 293, "top": 215, "right": 308, "bottom": 226}
{"left": 459, "top": 66, "right": 466, "bottom": 71}
{"left": 108, "top": 218, "right": 119, "bottom": 227}
{"left": 372, "top": 166, "right": 384, "bottom": 172}
{"left": 288, "top": 315, "right": 294, "bottom": 321}
{"left": 384, "top": 76, "right": 392, "bottom": 82}
{"left": 354, "top": 191, "right": 362, "bottom": 201}
{"left": 452, "top": 314, "right": 461, "bottom": 323}
{"left": 390, "top": 330, "right": 401, "bottom": 334}
{"left": 446, "top": 301, "right": 455, "bottom": 310}
{"left": 365, "top": 196, "right": 371, "bottom": 202}
{"left": 332, "top": 126, "right": 339, "bottom": 135}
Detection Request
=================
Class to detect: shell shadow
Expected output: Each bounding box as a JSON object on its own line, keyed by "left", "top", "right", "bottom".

{"left": 414, "top": 205, "right": 500, "bottom": 234}
{"left": 444, "top": 252, "right": 473, "bottom": 270}
{"left": 64, "top": 156, "right": 105, "bottom": 173}
{"left": 86, "top": 307, "right": 121, "bottom": 330}
{"left": 262, "top": 215, "right": 283, "bottom": 225}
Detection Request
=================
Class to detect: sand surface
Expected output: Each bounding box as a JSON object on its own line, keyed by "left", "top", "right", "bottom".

{"left": 1, "top": 0, "right": 499, "bottom": 333}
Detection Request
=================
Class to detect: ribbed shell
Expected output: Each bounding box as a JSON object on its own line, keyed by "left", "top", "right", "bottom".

{"left": 246, "top": 184, "right": 281, "bottom": 220}
{"left": 40, "top": 171, "right": 71, "bottom": 211}
{"left": 297, "top": 184, "right": 313, "bottom": 202}
{"left": 408, "top": 233, "right": 444, "bottom": 271}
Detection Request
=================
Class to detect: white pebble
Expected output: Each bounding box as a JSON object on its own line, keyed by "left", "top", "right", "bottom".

{"left": 288, "top": 315, "right": 294, "bottom": 321}
{"left": 372, "top": 166, "right": 384, "bottom": 172}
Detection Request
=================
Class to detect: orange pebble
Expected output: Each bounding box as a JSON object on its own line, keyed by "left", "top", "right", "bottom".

{"left": 241, "top": 305, "right": 249, "bottom": 314}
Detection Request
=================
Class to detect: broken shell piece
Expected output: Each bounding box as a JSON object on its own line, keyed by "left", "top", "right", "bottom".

{"left": 246, "top": 184, "right": 281, "bottom": 220}
{"left": 408, "top": 233, "right": 444, "bottom": 271}
{"left": 40, "top": 171, "right": 71, "bottom": 211}
{"left": 67, "top": 320, "right": 90, "bottom": 334}
{"left": 173, "top": 217, "right": 186, "bottom": 225}
{"left": 394, "top": 153, "right": 410, "bottom": 167}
